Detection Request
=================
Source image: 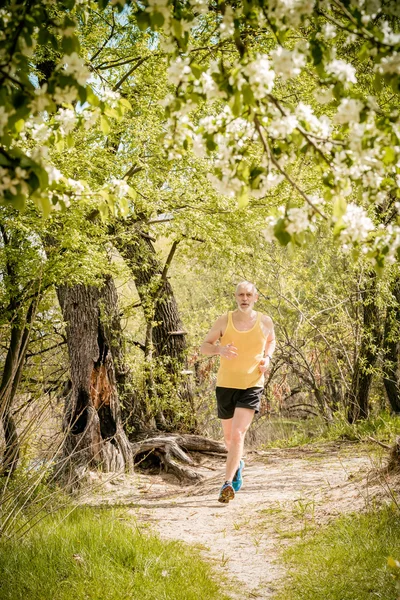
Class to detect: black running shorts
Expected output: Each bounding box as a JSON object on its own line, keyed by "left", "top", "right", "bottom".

{"left": 216, "top": 386, "right": 263, "bottom": 420}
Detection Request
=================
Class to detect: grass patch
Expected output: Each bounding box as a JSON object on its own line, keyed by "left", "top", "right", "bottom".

{"left": 262, "top": 412, "right": 400, "bottom": 449}
{"left": 0, "top": 506, "right": 230, "bottom": 600}
{"left": 274, "top": 506, "right": 400, "bottom": 600}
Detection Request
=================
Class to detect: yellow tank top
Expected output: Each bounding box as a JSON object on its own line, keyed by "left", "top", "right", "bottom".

{"left": 216, "top": 311, "right": 267, "bottom": 390}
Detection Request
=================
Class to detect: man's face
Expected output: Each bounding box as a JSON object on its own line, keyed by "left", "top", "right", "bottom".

{"left": 235, "top": 285, "right": 258, "bottom": 313}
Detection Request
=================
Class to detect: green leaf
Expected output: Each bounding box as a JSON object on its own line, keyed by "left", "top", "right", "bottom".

{"left": 86, "top": 88, "right": 100, "bottom": 107}
{"left": 274, "top": 218, "right": 291, "bottom": 246}
{"left": 119, "top": 98, "right": 132, "bottom": 111}
{"left": 310, "top": 40, "right": 323, "bottom": 66}
{"left": 382, "top": 146, "right": 396, "bottom": 165}
{"left": 14, "top": 119, "right": 25, "bottom": 133}
{"left": 39, "top": 194, "right": 52, "bottom": 218}
{"left": 136, "top": 11, "right": 151, "bottom": 31}
{"left": 238, "top": 189, "right": 249, "bottom": 209}
{"left": 100, "top": 115, "right": 110, "bottom": 134}
{"left": 191, "top": 64, "right": 203, "bottom": 80}
{"left": 242, "top": 84, "right": 254, "bottom": 107}
{"left": 151, "top": 11, "right": 165, "bottom": 28}
{"left": 127, "top": 187, "right": 137, "bottom": 200}
{"left": 55, "top": 137, "right": 65, "bottom": 152}
{"left": 333, "top": 196, "right": 347, "bottom": 219}
{"left": 373, "top": 74, "right": 383, "bottom": 93}
{"left": 333, "top": 219, "right": 344, "bottom": 237}
{"left": 61, "top": 35, "right": 80, "bottom": 54}
{"left": 231, "top": 91, "right": 242, "bottom": 117}
{"left": 119, "top": 196, "right": 129, "bottom": 217}
{"left": 8, "top": 194, "right": 26, "bottom": 211}
{"left": 104, "top": 106, "right": 120, "bottom": 119}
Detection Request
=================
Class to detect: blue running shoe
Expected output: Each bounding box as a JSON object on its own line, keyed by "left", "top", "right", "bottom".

{"left": 232, "top": 459, "right": 245, "bottom": 492}
{"left": 218, "top": 481, "right": 235, "bottom": 504}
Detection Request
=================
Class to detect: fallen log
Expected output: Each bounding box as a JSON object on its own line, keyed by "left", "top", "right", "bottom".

{"left": 387, "top": 435, "right": 400, "bottom": 473}
{"left": 130, "top": 433, "right": 227, "bottom": 482}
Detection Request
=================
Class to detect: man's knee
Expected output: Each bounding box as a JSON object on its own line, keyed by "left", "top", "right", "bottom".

{"left": 231, "top": 428, "right": 248, "bottom": 445}
{"left": 224, "top": 434, "right": 231, "bottom": 449}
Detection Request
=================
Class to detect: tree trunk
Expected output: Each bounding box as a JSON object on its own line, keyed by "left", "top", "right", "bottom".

{"left": 113, "top": 227, "right": 195, "bottom": 430}
{"left": 347, "top": 272, "right": 382, "bottom": 423}
{"left": 382, "top": 278, "right": 400, "bottom": 414}
{"left": 0, "top": 219, "right": 39, "bottom": 476}
{"left": 100, "top": 275, "right": 149, "bottom": 431}
{"left": 56, "top": 278, "right": 134, "bottom": 486}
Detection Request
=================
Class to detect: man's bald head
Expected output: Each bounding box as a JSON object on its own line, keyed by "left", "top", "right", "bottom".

{"left": 235, "top": 281, "right": 258, "bottom": 295}
{"left": 235, "top": 281, "right": 258, "bottom": 313}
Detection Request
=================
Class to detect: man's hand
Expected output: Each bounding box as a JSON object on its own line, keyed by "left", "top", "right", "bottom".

{"left": 258, "top": 356, "right": 270, "bottom": 373}
{"left": 219, "top": 343, "right": 238, "bottom": 359}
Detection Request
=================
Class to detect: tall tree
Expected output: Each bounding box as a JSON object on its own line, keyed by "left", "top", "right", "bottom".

{"left": 56, "top": 276, "right": 133, "bottom": 485}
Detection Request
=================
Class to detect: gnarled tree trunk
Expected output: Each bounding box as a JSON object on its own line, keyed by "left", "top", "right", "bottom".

{"left": 347, "top": 272, "right": 382, "bottom": 423}
{"left": 113, "top": 226, "right": 195, "bottom": 431}
{"left": 56, "top": 277, "right": 134, "bottom": 486}
{"left": 382, "top": 278, "right": 400, "bottom": 414}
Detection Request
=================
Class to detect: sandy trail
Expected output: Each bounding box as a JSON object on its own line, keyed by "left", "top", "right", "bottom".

{"left": 84, "top": 445, "right": 380, "bottom": 599}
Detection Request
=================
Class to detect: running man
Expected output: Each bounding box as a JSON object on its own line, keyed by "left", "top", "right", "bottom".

{"left": 200, "top": 281, "right": 275, "bottom": 503}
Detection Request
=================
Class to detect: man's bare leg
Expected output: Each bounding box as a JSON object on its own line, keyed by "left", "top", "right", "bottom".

{"left": 224, "top": 407, "right": 255, "bottom": 482}
{"left": 221, "top": 418, "right": 233, "bottom": 452}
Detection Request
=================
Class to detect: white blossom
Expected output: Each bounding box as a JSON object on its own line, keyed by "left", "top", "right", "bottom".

{"left": 323, "top": 22, "right": 336, "bottom": 39}
{"left": 62, "top": 26, "right": 75, "bottom": 37}
{"left": 262, "top": 215, "right": 277, "bottom": 242}
{"left": 286, "top": 205, "right": 312, "bottom": 234}
{"left": 110, "top": 177, "right": 130, "bottom": 198}
{"left": 167, "top": 57, "right": 191, "bottom": 86}
{"left": 160, "top": 36, "right": 176, "bottom": 53}
{"left": 67, "top": 178, "right": 85, "bottom": 194}
{"left": 268, "top": 114, "right": 298, "bottom": 138}
{"left": 101, "top": 88, "right": 120, "bottom": 103}
{"left": 45, "top": 165, "right": 63, "bottom": 184}
{"left": 59, "top": 53, "right": 90, "bottom": 86}
{"left": 0, "top": 106, "right": 13, "bottom": 135}
{"left": 243, "top": 54, "right": 275, "bottom": 99}
{"left": 326, "top": 59, "right": 357, "bottom": 85}
{"left": 200, "top": 70, "right": 225, "bottom": 100}
{"left": 220, "top": 6, "right": 235, "bottom": 39}
{"left": 334, "top": 98, "right": 364, "bottom": 125}
{"left": 251, "top": 171, "right": 284, "bottom": 198}
{"left": 145, "top": 0, "right": 170, "bottom": 19}
{"left": 271, "top": 46, "right": 306, "bottom": 80}
{"left": 30, "top": 84, "right": 51, "bottom": 113}
{"left": 363, "top": 170, "right": 383, "bottom": 189}
{"left": 0, "top": 167, "right": 20, "bottom": 196}
{"left": 55, "top": 108, "right": 77, "bottom": 135}
{"left": 189, "top": 0, "right": 208, "bottom": 14}
{"left": 207, "top": 171, "right": 242, "bottom": 197}
{"left": 375, "top": 52, "right": 400, "bottom": 75}
{"left": 82, "top": 108, "right": 100, "bottom": 129}
{"left": 53, "top": 85, "right": 78, "bottom": 104}
{"left": 31, "top": 122, "right": 52, "bottom": 142}
{"left": 192, "top": 134, "right": 206, "bottom": 158}
{"left": 340, "top": 203, "right": 374, "bottom": 243}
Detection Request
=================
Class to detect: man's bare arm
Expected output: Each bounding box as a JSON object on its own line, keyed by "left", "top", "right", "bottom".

{"left": 264, "top": 316, "right": 276, "bottom": 358}
{"left": 200, "top": 315, "right": 237, "bottom": 359}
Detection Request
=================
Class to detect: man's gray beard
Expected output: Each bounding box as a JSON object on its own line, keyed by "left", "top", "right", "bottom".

{"left": 237, "top": 304, "right": 253, "bottom": 314}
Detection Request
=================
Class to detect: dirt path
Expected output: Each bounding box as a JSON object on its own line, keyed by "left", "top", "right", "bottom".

{"left": 84, "top": 444, "right": 382, "bottom": 599}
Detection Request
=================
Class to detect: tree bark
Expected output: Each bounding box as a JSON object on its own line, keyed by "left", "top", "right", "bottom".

{"left": 0, "top": 220, "right": 40, "bottom": 476}
{"left": 112, "top": 227, "right": 195, "bottom": 430}
{"left": 56, "top": 277, "right": 134, "bottom": 486}
{"left": 382, "top": 278, "right": 400, "bottom": 414}
{"left": 347, "top": 272, "right": 382, "bottom": 423}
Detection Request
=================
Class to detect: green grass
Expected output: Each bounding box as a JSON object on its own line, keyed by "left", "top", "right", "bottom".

{"left": 274, "top": 506, "right": 400, "bottom": 600}
{"left": 0, "top": 507, "right": 230, "bottom": 600}
{"left": 262, "top": 412, "right": 400, "bottom": 449}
